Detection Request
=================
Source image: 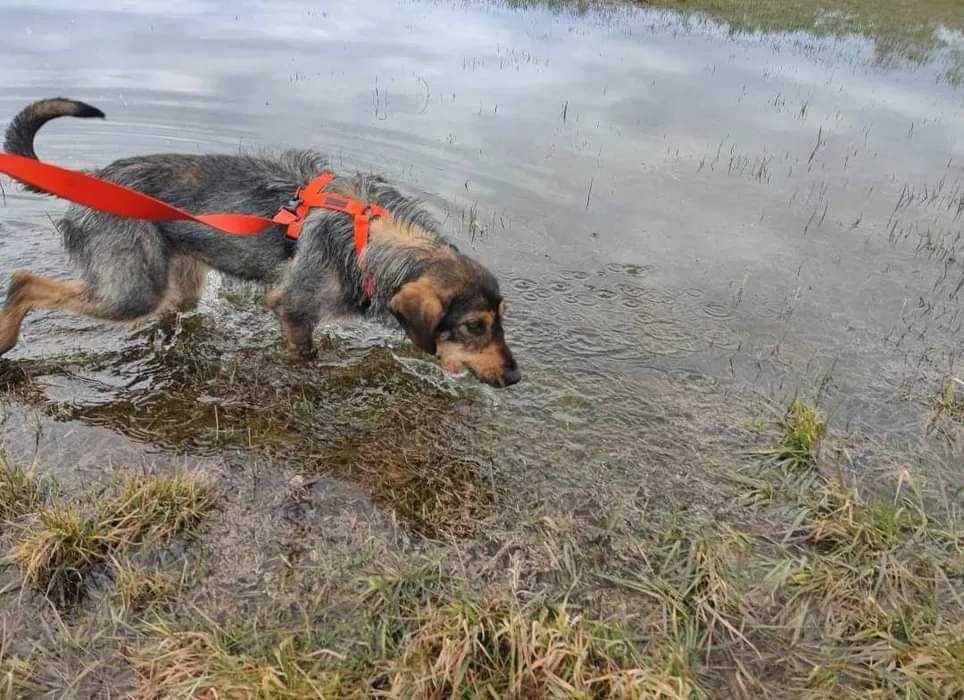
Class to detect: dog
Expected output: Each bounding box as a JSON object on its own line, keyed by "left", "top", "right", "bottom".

{"left": 0, "top": 98, "right": 520, "bottom": 387}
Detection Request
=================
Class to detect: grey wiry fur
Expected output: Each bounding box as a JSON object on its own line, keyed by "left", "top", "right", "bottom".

{"left": 0, "top": 97, "right": 521, "bottom": 386}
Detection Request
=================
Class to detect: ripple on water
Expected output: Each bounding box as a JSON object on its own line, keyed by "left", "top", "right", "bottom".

{"left": 702, "top": 302, "right": 733, "bottom": 319}
{"left": 617, "top": 283, "right": 646, "bottom": 298}
{"left": 564, "top": 326, "right": 627, "bottom": 360}
{"left": 637, "top": 288, "right": 675, "bottom": 304}
{"left": 606, "top": 262, "right": 655, "bottom": 276}
{"left": 561, "top": 294, "right": 598, "bottom": 307}
{"left": 514, "top": 316, "right": 564, "bottom": 351}
{"left": 511, "top": 277, "right": 539, "bottom": 291}
{"left": 560, "top": 270, "right": 590, "bottom": 280}
{"left": 640, "top": 320, "right": 699, "bottom": 355}
{"left": 705, "top": 329, "right": 740, "bottom": 351}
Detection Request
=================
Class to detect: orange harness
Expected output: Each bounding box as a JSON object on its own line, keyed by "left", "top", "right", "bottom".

{"left": 0, "top": 153, "right": 385, "bottom": 296}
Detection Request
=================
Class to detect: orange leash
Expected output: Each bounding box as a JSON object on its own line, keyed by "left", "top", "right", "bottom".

{"left": 0, "top": 152, "right": 384, "bottom": 262}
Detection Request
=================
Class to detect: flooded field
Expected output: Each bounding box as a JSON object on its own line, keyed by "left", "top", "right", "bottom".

{"left": 0, "top": 0, "right": 961, "bottom": 697}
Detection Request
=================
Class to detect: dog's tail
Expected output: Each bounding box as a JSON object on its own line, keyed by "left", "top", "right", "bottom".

{"left": 4, "top": 97, "right": 105, "bottom": 161}
{"left": 3, "top": 98, "right": 105, "bottom": 193}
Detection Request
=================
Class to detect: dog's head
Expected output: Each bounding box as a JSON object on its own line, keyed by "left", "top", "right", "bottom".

{"left": 389, "top": 256, "right": 520, "bottom": 387}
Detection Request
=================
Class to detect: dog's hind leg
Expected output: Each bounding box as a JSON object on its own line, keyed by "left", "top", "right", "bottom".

{"left": 0, "top": 220, "right": 172, "bottom": 355}
{"left": 164, "top": 256, "right": 208, "bottom": 312}
{"left": 0, "top": 268, "right": 172, "bottom": 355}
{"left": 0, "top": 272, "right": 97, "bottom": 354}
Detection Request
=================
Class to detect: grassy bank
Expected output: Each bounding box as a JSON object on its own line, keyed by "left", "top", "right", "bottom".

{"left": 1, "top": 398, "right": 960, "bottom": 697}
{"left": 514, "top": 0, "right": 964, "bottom": 79}
{"left": 646, "top": 0, "right": 963, "bottom": 40}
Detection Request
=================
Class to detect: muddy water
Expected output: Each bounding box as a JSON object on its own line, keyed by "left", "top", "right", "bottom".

{"left": 0, "top": 1, "right": 962, "bottom": 524}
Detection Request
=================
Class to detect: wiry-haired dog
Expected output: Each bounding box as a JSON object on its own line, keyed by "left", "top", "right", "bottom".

{"left": 0, "top": 98, "right": 520, "bottom": 387}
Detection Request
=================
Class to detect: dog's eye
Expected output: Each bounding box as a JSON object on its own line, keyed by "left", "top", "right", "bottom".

{"left": 464, "top": 320, "right": 486, "bottom": 336}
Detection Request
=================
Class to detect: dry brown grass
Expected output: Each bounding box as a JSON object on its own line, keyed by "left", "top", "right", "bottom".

{"left": 129, "top": 627, "right": 350, "bottom": 700}
{"left": 381, "top": 598, "right": 691, "bottom": 699}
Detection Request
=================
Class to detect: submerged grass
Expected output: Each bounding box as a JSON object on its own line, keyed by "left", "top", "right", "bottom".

{"left": 753, "top": 397, "right": 827, "bottom": 473}
{"left": 30, "top": 342, "right": 492, "bottom": 539}
{"left": 929, "top": 375, "right": 964, "bottom": 440}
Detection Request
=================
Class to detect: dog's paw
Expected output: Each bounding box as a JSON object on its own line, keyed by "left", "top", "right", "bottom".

{"left": 282, "top": 338, "right": 317, "bottom": 361}
{"left": 0, "top": 311, "right": 21, "bottom": 356}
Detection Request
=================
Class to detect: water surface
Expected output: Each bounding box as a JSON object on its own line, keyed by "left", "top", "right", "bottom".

{"left": 1, "top": 0, "right": 961, "bottom": 522}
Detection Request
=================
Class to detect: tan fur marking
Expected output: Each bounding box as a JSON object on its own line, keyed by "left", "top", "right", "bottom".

{"left": 162, "top": 257, "right": 208, "bottom": 311}
{"left": 0, "top": 272, "right": 95, "bottom": 354}
{"left": 464, "top": 310, "right": 495, "bottom": 329}
{"left": 173, "top": 162, "right": 204, "bottom": 187}
{"left": 389, "top": 278, "right": 446, "bottom": 353}
{"left": 7, "top": 272, "right": 87, "bottom": 311}
{"left": 370, "top": 215, "right": 447, "bottom": 254}
{"left": 437, "top": 340, "right": 507, "bottom": 384}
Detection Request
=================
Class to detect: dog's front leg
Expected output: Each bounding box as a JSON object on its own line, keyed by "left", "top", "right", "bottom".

{"left": 281, "top": 317, "right": 315, "bottom": 358}
{"left": 265, "top": 288, "right": 318, "bottom": 359}
{"left": 266, "top": 222, "right": 349, "bottom": 359}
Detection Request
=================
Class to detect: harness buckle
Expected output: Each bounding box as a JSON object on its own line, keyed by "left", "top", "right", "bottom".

{"left": 281, "top": 197, "right": 301, "bottom": 217}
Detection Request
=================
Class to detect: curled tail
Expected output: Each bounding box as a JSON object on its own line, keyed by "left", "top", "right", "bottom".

{"left": 4, "top": 97, "right": 104, "bottom": 159}
{"left": 3, "top": 97, "right": 105, "bottom": 193}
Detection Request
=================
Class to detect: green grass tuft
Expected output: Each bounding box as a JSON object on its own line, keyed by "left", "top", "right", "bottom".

{"left": 114, "top": 561, "right": 179, "bottom": 612}
{"left": 106, "top": 473, "right": 215, "bottom": 543}
{"left": 7, "top": 473, "right": 214, "bottom": 601}
{"left": 0, "top": 456, "right": 49, "bottom": 522}
{"left": 929, "top": 375, "right": 964, "bottom": 439}
{"left": 9, "top": 506, "right": 114, "bottom": 597}
{"left": 755, "top": 398, "right": 827, "bottom": 473}
{"left": 129, "top": 596, "right": 691, "bottom": 700}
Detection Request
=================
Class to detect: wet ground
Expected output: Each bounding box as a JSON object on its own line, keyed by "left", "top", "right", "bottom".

{"left": 0, "top": 1, "right": 962, "bottom": 695}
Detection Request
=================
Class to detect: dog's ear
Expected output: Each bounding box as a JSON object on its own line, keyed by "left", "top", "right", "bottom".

{"left": 389, "top": 278, "right": 446, "bottom": 355}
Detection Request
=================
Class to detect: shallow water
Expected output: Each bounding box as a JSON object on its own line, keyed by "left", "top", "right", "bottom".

{"left": 0, "top": 0, "right": 962, "bottom": 525}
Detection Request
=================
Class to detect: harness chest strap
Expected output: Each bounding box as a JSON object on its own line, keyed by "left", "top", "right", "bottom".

{"left": 0, "top": 153, "right": 383, "bottom": 291}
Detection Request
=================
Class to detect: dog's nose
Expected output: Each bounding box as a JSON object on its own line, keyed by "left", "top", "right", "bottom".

{"left": 503, "top": 366, "right": 521, "bottom": 386}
